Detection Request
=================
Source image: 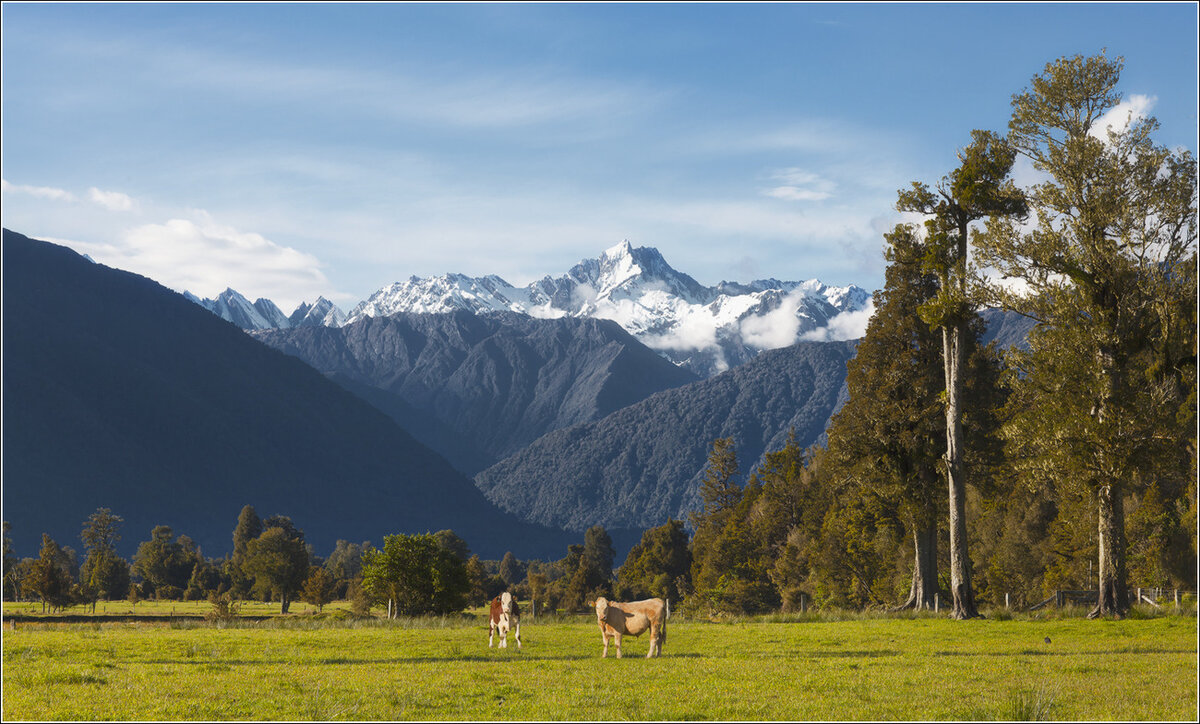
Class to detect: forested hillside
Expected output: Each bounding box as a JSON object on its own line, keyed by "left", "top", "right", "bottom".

{"left": 253, "top": 311, "right": 699, "bottom": 474}
{"left": 475, "top": 340, "right": 857, "bottom": 530}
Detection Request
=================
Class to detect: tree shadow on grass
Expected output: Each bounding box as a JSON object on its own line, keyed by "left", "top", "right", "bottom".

{"left": 932, "top": 647, "right": 1195, "bottom": 657}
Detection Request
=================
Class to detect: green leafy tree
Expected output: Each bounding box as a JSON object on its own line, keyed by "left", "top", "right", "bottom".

{"left": 563, "top": 525, "right": 615, "bottom": 611}
{"left": 498, "top": 551, "right": 524, "bottom": 587}
{"left": 617, "top": 519, "right": 691, "bottom": 602}
{"left": 79, "top": 508, "right": 131, "bottom": 601}
{"left": 29, "top": 534, "right": 72, "bottom": 612}
{"left": 465, "top": 554, "right": 490, "bottom": 607}
{"left": 433, "top": 530, "right": 471, "bottom": 562}
{"left": 978, "top": 53, "right": 1198, "bottom": 617}
{"left": 3, "top": 521, "right": 17, "bottom": 601}
{"left": 361, "top": 533, "right": 470, "bottom": 616}
{"left": 325, "top": 539, "right": 369, "bottom": 598}
{"left": 132, "top": 526, "right": 199, "bottom": 599}
{"left": 242, "top": 526, "right": 309, "bottom": 613}
{"left": 300, "top": 566, "right": 336, "bottom": 613}
{"left": 229, "top": 505, "right": 263, "bottom": 597}
{"left": 895, "top": 130, "right": 1026, "bottom": 619}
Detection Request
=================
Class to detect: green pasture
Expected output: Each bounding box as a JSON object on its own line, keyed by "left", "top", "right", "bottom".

{"left": 2, "top": 607, "right": 1196, "bottom": 721}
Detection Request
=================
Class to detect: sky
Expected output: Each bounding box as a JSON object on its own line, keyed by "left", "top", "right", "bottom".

{"left": 2, "top": 2, "right": 1197, "bottom": 311}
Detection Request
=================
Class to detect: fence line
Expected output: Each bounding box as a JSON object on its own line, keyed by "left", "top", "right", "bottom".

{"left": 1027, "top": 588, "right": 1196, "bottom": 611}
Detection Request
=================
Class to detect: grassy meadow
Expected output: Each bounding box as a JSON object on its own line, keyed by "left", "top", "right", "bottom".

{"left": 2, "top": 604, "right": 1197, "bottom": 721}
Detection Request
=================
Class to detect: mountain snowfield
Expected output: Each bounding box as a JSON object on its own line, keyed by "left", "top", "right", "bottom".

{"left": 190, "top": 241, "right": 872, "bottom": 376}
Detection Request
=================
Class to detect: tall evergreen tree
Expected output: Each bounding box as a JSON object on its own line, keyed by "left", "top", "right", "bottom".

{"left": 895, "top": 130, "right": 1026, "bottom": 619}
{"left": 824, "top": 224, "right": 947, "bottom": 611}
{"left": 230, "top": 505, "right": 263, "bottom": 598}
{"left": 29, "top": 533, "right": 72, "bottom": 612}
{"left": 978, "top": 53, "right": 1197, "bottom": 617}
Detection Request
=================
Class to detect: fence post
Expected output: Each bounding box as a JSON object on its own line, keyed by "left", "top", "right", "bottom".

{"left": 1137, "top": 588, "right": 1142, "bottom": 606}
{"left": 1005, "top": 592, "right": 1010, "bottom": 610}
{"left": 934, "top": 593, "right": 939, "bottom": 613}
{"left": 666, "top": 598, "right": 671, "bottom": 620}
{"left": 532, "top": 599, "right": 536, "bottom": 620}
{"left": 801, "top": 593, "right": 807, "bottom": 614}
{"left": 1174, "top": 589, "right": 1179, "bottom": 611}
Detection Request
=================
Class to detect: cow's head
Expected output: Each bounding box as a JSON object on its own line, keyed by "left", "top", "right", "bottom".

{"left": 594, "top": 597, "right": 609, "bottom": 620}
{"left": 500, "top": 591, "right": 513, "bottom": 615}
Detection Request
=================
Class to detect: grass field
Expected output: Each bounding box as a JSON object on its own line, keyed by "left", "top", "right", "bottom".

{"left": 2, "top": 605, "right": 1197, "bottom": 720}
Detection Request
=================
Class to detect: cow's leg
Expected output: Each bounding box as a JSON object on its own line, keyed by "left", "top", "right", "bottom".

{"left": 614, "top": 631, "right": 622, "bottom": 659}
{"left": 514, "top": 620, "right": 522, "bottom": 649}
{"left": 489, "top": 621, "right": 495, "bottom": 648}
{"left": 600, "top": 626, "right": 609, "bottom": 658}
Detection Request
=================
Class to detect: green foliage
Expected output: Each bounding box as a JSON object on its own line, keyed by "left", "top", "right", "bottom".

{"left": 299, "top": 566, "right": 336, "bottom": 613}
{"left": 29, "top": 534, "right": 73, "bottom": 612}
{"left": 978, "top": 52, "right": 1197, "bottom": 614}
{"left": 132, "top": 526, "right": 199, "bottom": 599}
{"left": 498, "top": 551, "right": 523, "bottom": 586}
{"left": 242, "top": 526, "right": 309, "bottom": 614}
{"left": 2, "top": 521, "right": 16, "bottom": 601}
{"left": 77, "top": 508, "right": 131, "bottom": 602}
{"left": 361, "top": 533, "right": 470, "bottom": 616}
{"left": 616, "top": 519, "right": 690, "bottom": 602}
{"left": 204, "top": 590, "right": 242, "bottom": 623}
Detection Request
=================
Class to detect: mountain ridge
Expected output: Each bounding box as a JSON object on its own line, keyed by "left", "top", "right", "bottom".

{"left": 1, "top": 229, "right": 573, "bottom": 560}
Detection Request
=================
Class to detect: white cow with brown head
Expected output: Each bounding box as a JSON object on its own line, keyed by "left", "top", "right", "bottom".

{"left": 594, "top": 597, "right": 666, "bottom": 658}
{"left": 488, "top": 591, "right": 521, "bottom": 650}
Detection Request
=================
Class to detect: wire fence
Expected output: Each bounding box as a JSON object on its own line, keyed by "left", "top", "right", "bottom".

{"left": 1027, "top": 587, "right": 1197, "bottom": 611}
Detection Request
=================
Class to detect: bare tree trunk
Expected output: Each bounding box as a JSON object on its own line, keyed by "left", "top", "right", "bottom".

{"left": 895, "top": 504, "right": 939, "bottom": 611}
{"left": 1089, "top": 343, "right": 1130, "bottom": 619}
{"left": 1089, "top": 484, "right": 1130, "bottom": 618}
{"left": 944, "top": 322, "right": 980, "bottom": 619}
{"left": 280, "top": 592, "right": 290, "bottom": 615}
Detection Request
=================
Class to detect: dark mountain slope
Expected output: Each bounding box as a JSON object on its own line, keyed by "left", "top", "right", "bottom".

{"left": 1, "top": 229, "right": 570, "bottom": 560}
{"left": 253, "top": 312, "right": 699, "bottom": 474}
{"left": 475, "top": 340, "right": 858, "bottom": 531}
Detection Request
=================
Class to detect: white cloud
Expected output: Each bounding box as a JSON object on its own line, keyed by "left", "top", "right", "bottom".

{"left": 739, "top": 289, "right": 809, "bottom": 350}
{"left": 87, "top": 187, "right": 135, "bottom": 211}
{"left": 2, "top": 179, "right": 76, "bottom": 202}
{"left": 60, "top": 214, "right": 334, "bottom": 311}
{"left": 1089, "top": 94, "right": 1157, "bottom": 140}
{"left": 799, "top": 299, "right": 876, "bottom": 342}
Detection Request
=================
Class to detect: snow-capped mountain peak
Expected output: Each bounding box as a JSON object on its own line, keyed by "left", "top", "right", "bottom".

{"left": 188, "top": 242, "right": 872, "bottom": 376}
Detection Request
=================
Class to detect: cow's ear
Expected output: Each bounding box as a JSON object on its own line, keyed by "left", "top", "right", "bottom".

{"left": 586, "top": 600, "right": 593, "bottom": 607}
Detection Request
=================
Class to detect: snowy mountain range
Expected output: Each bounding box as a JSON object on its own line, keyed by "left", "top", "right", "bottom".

{"left": 185, "top": 289, "right": 346, "bottom": 330}
{"left": 188, "top": 241, "right": 871, "bottom": 376}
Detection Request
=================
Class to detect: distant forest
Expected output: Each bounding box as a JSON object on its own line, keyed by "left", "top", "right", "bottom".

{"left": 4, "top": 53, "right": 1195, "bottom": 620}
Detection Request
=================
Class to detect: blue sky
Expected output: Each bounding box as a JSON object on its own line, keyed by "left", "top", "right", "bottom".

{"left": 2, "top": 2, "right": 1197, "bottom": 310}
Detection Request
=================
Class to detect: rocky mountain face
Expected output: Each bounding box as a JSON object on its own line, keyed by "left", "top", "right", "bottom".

{"left": 253, "top": 311, "right": 700, "bottom": 475}
{"left": 187, "top": 288, "right": 346, "bottom": 331}
{"left": 1, "top": 229, "right": 572, "bottom": 560}
{"left": 474, "top": 340, "right": 859, "bottom": 531}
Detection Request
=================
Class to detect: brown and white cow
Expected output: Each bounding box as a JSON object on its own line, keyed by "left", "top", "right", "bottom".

{"left": 488, "top": 591, "right": 521, "bottom": 650}
{"left": 594, "top": 597, "right": 666, "bottom": 658}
